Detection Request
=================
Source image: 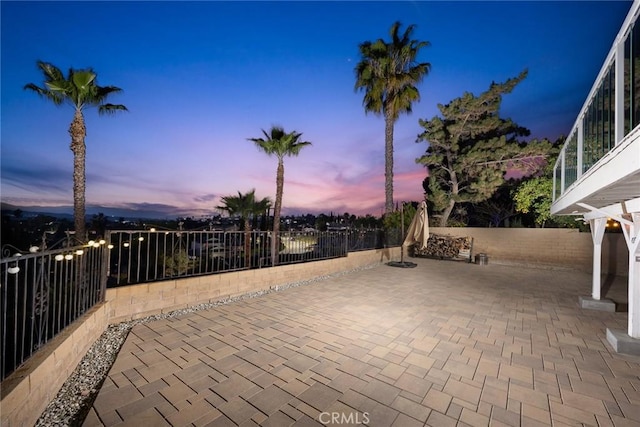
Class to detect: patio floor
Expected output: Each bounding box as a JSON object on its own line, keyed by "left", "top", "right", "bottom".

{"left": 82, "top": 258, "right": 640, "bottom": 426}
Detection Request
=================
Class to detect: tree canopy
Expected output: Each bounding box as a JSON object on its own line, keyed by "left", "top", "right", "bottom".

{"left": 218, "top": 189, "right": 271, "bottom": 266}
{"left": 355, "top": 21, "right": 431, "bottom": 214}
{"left": 249, "top": 126, "right": 311, "bottom": 265}
{"left": 218, "top": 189, "right": 271, "bottom": 230}
{"left": 24, "top": 61, "right": 127, "bottom": 240}
{"left": 415, "top": 70, "right": 552, "bottom": 226}
{"left": 512, "top": 137, "right": 579, "bottom": 228}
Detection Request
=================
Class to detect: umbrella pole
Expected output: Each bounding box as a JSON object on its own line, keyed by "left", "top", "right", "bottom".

{"left": 400, "top": 202, "right": 404, "bottom": 263}
{"left": 387, "top": 201, "right": 416, "bottom": 268}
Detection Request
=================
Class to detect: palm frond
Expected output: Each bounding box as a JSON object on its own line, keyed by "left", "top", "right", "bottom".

{"left": 26, "top": 61, "right": 128, "bottom": 113}
{"left": 36, "top": 61, "right": 64, "bottom": 82}
{"left": 218, "top": 189, "right": 271, "bottom": 219}
{"left": 23, "top": 82, "right": 64, "bottom": 105}
{"left": 98, "top": 104, "right": 128, "bottom": 115}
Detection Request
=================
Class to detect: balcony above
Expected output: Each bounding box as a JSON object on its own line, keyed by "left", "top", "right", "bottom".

{"left": 551, "top": 131, "right": 640, "bottom": 216}
{"left": 551, "top": 1, "right": 640, "bottom": 219}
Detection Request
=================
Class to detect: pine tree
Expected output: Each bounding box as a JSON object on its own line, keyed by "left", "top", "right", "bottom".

{"left": 416, "top": 71, "right": 552, "bottom": 226}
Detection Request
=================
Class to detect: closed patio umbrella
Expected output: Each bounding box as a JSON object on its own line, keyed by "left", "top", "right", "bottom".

{"left": 403, "top": 201, "right": 429, "bottom": 250}
{"left": 389, "top": 201, "right": 428, "bottom": 268}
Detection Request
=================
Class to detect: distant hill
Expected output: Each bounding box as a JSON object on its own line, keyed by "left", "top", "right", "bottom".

{"left": 2, "top": 203, "right": 72, "bottom": 219}
{"left": 0, "top": 203, "right": 177, "bottom": 221}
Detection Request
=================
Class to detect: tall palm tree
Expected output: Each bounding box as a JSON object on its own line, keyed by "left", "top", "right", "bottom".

{"left": 249, "top": 126, "right": 311, "bottom": 265}
{"left": 24, "top": 61, "right": 127, "bottom": 241}
{"left": 218, "top": 189, "right": 271, "bottom": 267}
{"left": 355, "top": 22, "right": 430, "bottom": 214}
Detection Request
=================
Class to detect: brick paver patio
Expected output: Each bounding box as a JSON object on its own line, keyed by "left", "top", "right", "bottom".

{"left": 83, "top": 258, "right": 640, "bottom": 426}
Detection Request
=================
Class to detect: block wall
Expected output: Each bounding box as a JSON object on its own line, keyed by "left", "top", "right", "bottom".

{"left": 429, "top": 227, "right": 628, "bottom": 275}
{"left": 1, "top": 303, "right": 110, "bottom": 427}
{"left": 105, "top": 247, "right": 400, "bottom": 323}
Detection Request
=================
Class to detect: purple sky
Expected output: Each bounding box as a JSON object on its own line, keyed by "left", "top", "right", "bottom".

{"left": 1, "top": 1, "right": 632, "bottom": 218}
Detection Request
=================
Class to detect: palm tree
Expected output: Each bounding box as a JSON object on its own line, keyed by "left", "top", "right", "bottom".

{"left": 24, "top": 61, "right": 127, "bottom": 241}
{"left": 355, "top": 22, "right": 430, "bottom": 214}
{"left": 249, "top": 126, "right": 311, "bottom": 265}
{"left": 218, "top": 189, "right": 271, "bottom": 267}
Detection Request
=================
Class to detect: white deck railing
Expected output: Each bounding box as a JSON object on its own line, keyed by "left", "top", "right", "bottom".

{"left": 552, "top": 1, "right": 640, "bottom": 215}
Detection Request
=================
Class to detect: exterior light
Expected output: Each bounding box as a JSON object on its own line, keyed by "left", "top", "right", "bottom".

{"left": 29, "top": 246, "right": 40, "bottom": 253}
{"left": 123, "top": 242, "right": 130, "bottom": 248}
{"left": 92, "top": 242, "right": 100, "bottom": 248}
{"left": 107, "top": 244, "right": 114, "bottom": 249}
{"left": 55, "top": 254, "right": 64, "bottom": 261}
{"left": 138, "top": 237, "right": 144, "bottom": 242}
{"left": 99, "top": 239, "right": 106, "bottom": 245}
{"left": 8, "top": 266, "right": 20, "bottom": 274}
{"left": 150, "top": 228, "right": 156, "bottom": 232}
{"left": 75, "top": 249, "right": 84, "bottom": 256}
{"left": 64, "top": 254, "right": 74, "bottom": 261}
{"left": 87, "top": 240, "right": 95, "bottom": 246}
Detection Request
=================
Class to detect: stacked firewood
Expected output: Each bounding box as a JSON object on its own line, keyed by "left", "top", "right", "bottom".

{"left": 411, "top": 234, "right": 472, "bottom": 260}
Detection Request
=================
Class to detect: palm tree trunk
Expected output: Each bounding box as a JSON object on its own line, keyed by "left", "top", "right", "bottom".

{"left": 384, "top": 110, "right": 395, "bottom": 215}
{"left": 271, "top": 160, "right": 284, "bottom": 266}
{"left": 69, "top": 109, "right": 87, "bottom": 241}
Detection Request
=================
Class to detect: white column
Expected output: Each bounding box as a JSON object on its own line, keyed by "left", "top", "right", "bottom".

{"left": 630, "top": 242, "right": 640, "bottom": 338}
{"left": 590, "top": 217, "right": 607, "bottom": 300}
{"left": 625, "top": 213, "right": 640, "bottom": 338}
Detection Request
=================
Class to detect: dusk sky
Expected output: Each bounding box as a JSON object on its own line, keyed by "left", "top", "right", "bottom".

{"left": 1, "top": 1, "right": 632, "bottom": 219}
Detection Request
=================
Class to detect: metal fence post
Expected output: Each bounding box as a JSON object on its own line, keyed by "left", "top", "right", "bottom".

{"left": 100, "top": 231, "right": 111, "bottom": 301}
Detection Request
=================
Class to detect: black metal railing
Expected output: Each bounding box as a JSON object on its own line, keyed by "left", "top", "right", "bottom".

{"left": 1, "top": 240, "right": 108, "bottom": 381}
{"left": 106, "top": 229, "right": 386, "bottom": 287}
{"left": 0, "top": 228, "right": 390, "bottom": 380}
